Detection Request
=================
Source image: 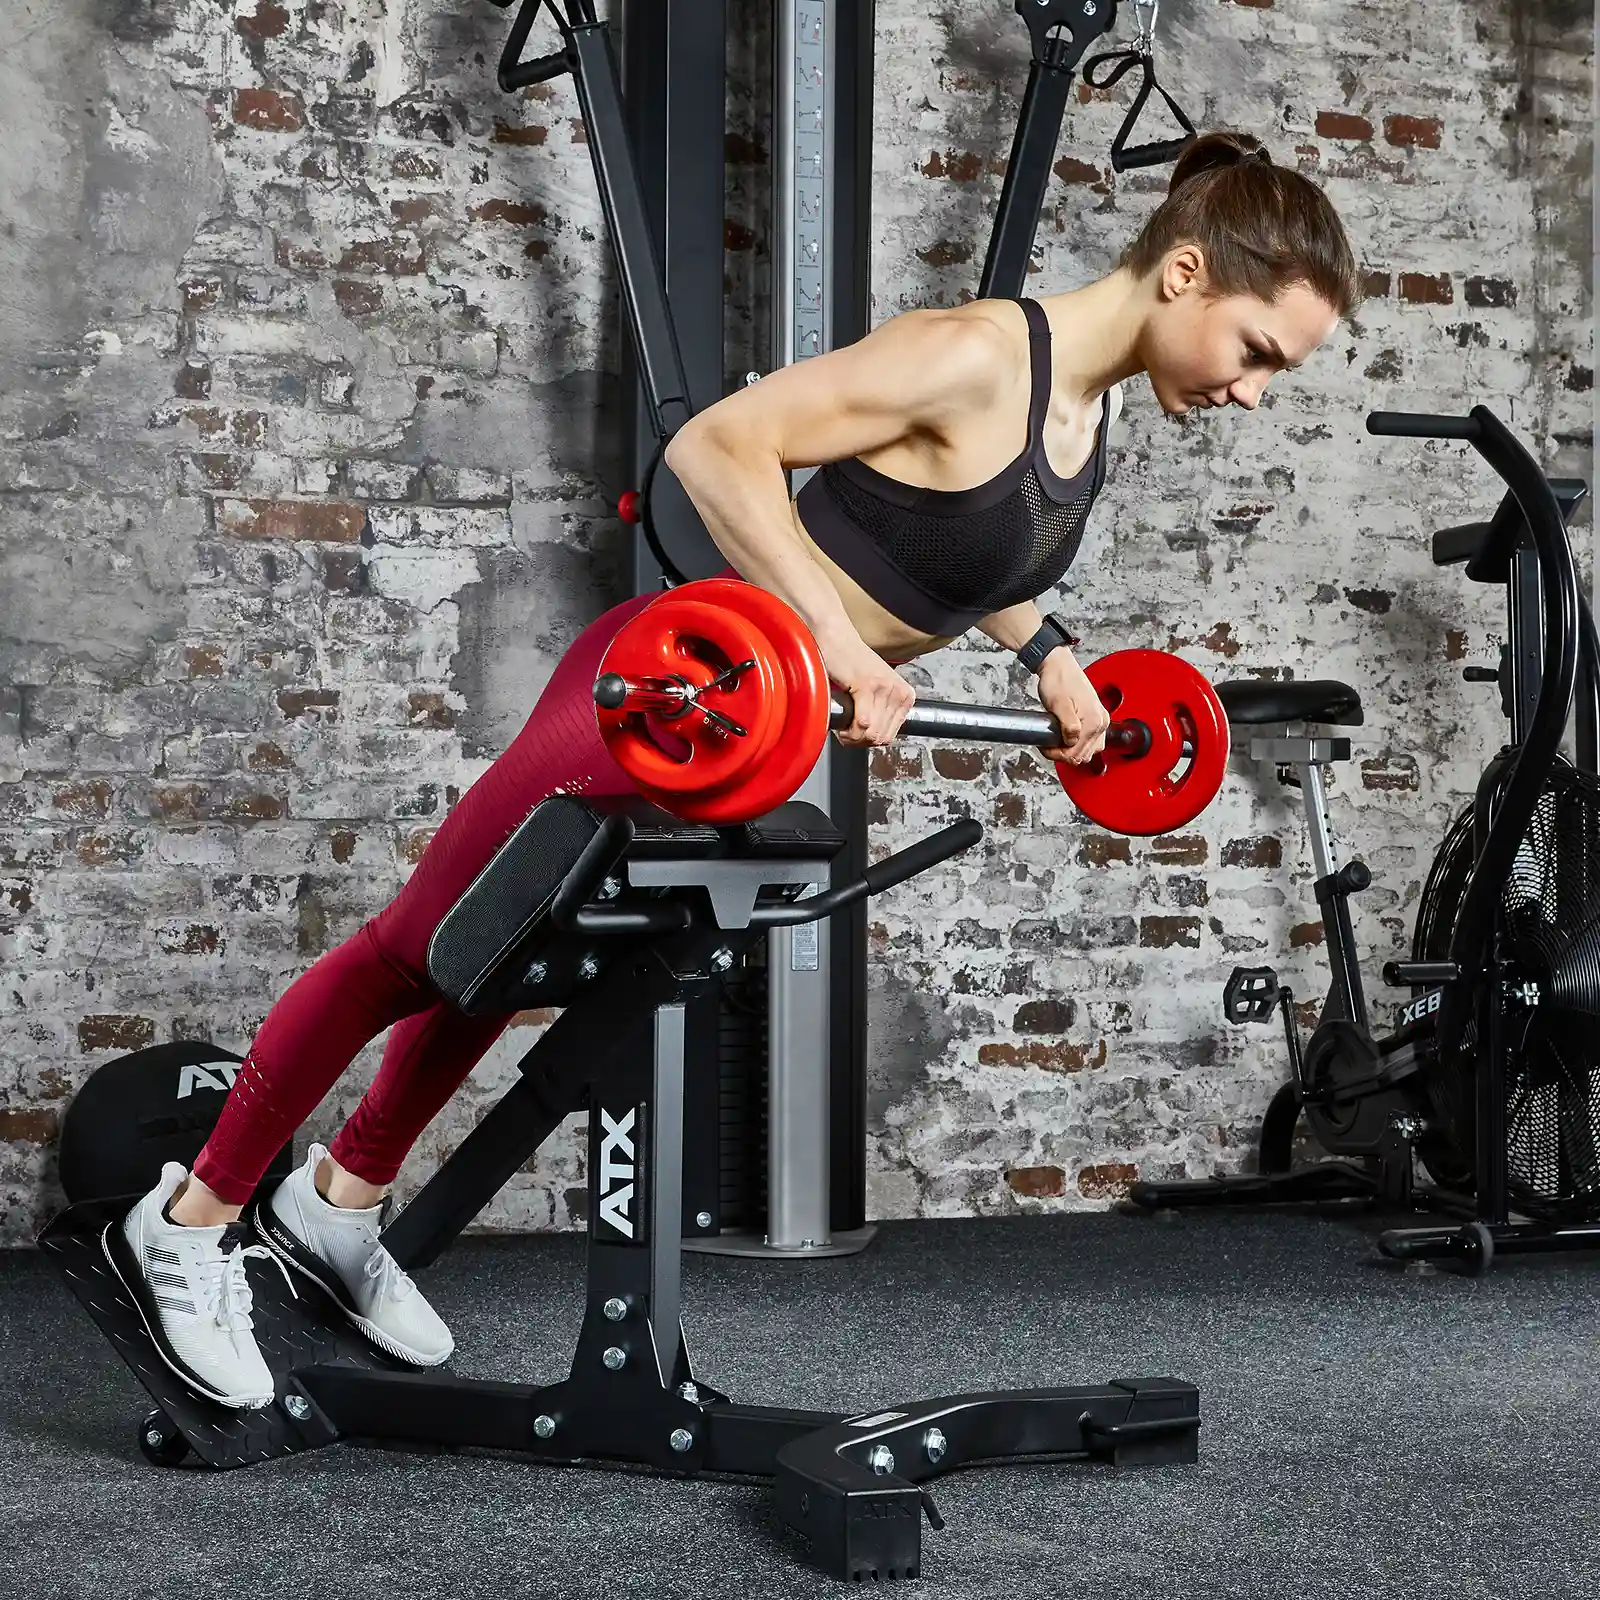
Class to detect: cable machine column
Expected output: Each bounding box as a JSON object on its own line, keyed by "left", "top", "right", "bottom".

{"left": 692, "top": 0, "right": 874, "bottom": 1260}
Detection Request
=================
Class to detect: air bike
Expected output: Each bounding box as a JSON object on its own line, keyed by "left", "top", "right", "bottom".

{"left": 1130, "top": 408, "right": 1600, "bottom": 1274}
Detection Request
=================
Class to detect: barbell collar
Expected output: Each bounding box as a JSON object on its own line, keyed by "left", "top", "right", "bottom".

{"left": 594, "top": 671, "right": 690, "bottom": 716}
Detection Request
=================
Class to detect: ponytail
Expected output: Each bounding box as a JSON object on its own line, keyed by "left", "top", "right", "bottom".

{"left": 1120, "top": 131, "right": 1362, "bottom": 317}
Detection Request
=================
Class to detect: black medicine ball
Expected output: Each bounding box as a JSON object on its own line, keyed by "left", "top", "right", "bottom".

{"left": 57, "top": 1042, "right": 294, "bottom": 1204}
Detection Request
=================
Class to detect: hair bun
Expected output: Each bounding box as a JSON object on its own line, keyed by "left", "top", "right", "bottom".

{"left": 1169, "top": 131, "right": 1274, "bottom": 194}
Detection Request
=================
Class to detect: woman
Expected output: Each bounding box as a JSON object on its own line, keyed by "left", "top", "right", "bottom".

{"left": 109, "top": 131, "right": 1359, "bottom": 1410}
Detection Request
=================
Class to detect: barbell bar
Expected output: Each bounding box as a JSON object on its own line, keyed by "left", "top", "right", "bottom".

{"left": 595, "top": 673, "right": 1186, "bottom": 761}
{"left": 590, "top": 579, "right": 1230, "bottom": 834}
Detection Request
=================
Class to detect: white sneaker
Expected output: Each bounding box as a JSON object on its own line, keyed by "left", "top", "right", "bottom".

{"left": 104, "top": 1162, "right": 294, "bottom": 1411}
{"left": 251, "top": 1143, "right": 454, "bottom": 1368}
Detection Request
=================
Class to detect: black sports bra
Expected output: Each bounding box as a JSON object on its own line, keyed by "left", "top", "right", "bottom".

{"left": 796, "top": 298, "right": 1111, "bottom": 636}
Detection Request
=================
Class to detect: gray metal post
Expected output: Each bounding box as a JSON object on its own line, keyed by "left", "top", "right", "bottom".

{"left": 649, "top": 1003, "right": 687, "bottom": 1380}
{"left": 766, "top": 0, "right": 873, "bottom": 1257}
{"left": 765, "top": 754, "right": 838, "bottom": 1252}
{"left": 1298, "top": 760, "right": 1339, "bottom": 884}
{"left": 692, "top": 0, "right": 874, "bottom": 1260}
{"left": 766, "top": 0, "right": 836, "bottom": 1255}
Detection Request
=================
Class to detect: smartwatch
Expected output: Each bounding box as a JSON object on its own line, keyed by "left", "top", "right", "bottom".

{"left": 1016, "top": 613, "right": 1078, "bottom": 676}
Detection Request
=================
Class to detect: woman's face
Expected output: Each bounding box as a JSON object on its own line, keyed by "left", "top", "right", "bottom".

{"left": 1143, "top": 246, "right": 1341, "bottom": 416}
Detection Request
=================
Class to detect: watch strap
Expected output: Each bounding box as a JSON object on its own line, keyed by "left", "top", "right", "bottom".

{"left": 1016, "top": 613, "right": 1077, "bottom": 675}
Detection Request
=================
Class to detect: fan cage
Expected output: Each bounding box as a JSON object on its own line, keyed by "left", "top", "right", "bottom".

{"left": 1412, "top": 758, "right": 1600, "bottom": 1218}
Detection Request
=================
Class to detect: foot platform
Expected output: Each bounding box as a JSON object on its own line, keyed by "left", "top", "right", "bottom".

{"left": 39, "top": 1198, "right": 410, "bottom": 1469}
{"left": 48, "top": 1195, "right": 1200, "bottom": 1579}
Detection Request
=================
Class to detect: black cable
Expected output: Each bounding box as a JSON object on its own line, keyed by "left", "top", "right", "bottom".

{"left": 637, "top": 440, "right": 689, "bottom": 587}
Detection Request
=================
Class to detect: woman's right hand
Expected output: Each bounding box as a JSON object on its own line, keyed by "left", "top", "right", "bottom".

{"left": 821, "top": 632, "right": 917, "bottom": 748}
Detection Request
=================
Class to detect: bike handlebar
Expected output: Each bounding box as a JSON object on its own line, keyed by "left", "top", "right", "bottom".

{"left": 1367, "top": 411, "right": 1481, "bottom": 442}
{"left": 1368, "top": 407, "right": 1580, "bottom": 992}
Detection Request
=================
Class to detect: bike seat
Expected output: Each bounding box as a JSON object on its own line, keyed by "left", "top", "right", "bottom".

{"left": 1216, "top": 679, "right": 1363, "bottom": 727}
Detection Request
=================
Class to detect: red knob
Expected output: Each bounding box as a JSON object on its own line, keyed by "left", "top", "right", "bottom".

{"left": 617, "top": 490, "right": 642, "bottom": 524}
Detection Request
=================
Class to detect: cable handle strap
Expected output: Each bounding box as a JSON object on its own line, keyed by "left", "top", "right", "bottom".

{"left": 1083, "top": 19, "right": 1197, "bottom": 172}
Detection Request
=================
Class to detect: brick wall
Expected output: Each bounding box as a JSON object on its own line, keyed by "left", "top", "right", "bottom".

{"left": 860, "top": 0, "right": 1593, "bottom": 1217}
{"left": 0, "top": 0, "right": 1591, "bottom": 1244}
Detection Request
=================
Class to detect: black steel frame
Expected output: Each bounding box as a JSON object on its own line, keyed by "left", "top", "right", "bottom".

{"left": 618, "top": 0, "right": 728, "bottom": 591}
{"left": 979, "top": 0, "right": 1119, "bottom": 299}
{"left": 47, "top": 800, "right": 1200, "bottom": 1581}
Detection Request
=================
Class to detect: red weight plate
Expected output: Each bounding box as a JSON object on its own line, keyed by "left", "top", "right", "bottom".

{"left": 1055, "top": 649, "right": 1230, "bottom": 837}
{"left": 682, "top": 578, "right": 832, "bottom": 821}
{"left": 597, "top": 592, "right": 790, "bottom": 816}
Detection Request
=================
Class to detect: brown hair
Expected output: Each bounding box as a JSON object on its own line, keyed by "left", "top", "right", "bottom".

{"left": 1119, "top": 131, "right": 1362, "bottom": 318}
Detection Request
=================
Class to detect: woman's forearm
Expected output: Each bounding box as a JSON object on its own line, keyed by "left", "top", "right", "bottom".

{"left": 976, "top": 603, "right": 1045, "bottom": 653}
{"left": 665, "top": 431, "right": 864, "bottom": 654}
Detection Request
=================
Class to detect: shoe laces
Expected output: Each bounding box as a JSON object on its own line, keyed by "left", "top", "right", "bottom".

{"left": 362, "top": 1246, "right": 417, "bottom": 1303}
{"left": 197, "top": 1241, "right": 297, "bottom": 1335}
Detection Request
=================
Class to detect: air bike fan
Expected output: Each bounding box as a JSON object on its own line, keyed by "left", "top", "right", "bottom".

{"left": 1411, "top": 754, "right": 1600, "bottom": 1222}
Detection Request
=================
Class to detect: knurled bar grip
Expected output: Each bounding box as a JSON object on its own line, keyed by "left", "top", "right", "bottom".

{"left": 829, "top": 692, "right": 1173, "bottom": 758}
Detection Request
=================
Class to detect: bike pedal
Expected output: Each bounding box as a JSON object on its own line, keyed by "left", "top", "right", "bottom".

{"left": 1223, "top": 966, "right": 1281, "bottom": 1024}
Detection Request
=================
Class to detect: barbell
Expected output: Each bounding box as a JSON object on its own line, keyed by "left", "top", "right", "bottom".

{"left": 591, "top": 578, "right": 1230, "bottom": 835}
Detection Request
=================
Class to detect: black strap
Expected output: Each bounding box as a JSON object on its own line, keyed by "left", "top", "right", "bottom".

{"left": 1019, "top": 297, "right": 1113, "bottom": 497}
{"left": 1091, "top": 389, "right": 1113, "bottom": 497}
{"left": 1083, "top": 47, "right": 1197, "bottom": 173}
{"left": 1016, "top": 298, "right": 1053, "bottom": 443}
{"left": 637, "top": 440, "right": 689, "bottom": 587}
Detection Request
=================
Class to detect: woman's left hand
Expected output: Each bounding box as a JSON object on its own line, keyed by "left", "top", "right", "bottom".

{"left": 1036, "top": 650, "right": 1111, "bottom": 766}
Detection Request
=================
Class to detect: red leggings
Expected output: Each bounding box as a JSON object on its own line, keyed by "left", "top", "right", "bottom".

{"left": 192, "top": 593, "right": 656, "bottom": 1206}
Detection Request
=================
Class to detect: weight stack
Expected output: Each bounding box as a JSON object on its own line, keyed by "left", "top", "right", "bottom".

{"left": 682, "top": 958, "right": 770, "bottom": 1239}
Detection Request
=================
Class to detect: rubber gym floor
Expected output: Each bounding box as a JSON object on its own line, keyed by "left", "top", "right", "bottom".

{"left": 3, "top": 1205, "right": 1596, "bottom": 1600}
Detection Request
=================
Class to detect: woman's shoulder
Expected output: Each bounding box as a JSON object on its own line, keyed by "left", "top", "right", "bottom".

{"left": 879, "top": 300, "right": 1022, "bottom": 363}
{"left": 864, "top": 302, "right": 1021, "bottom": 411}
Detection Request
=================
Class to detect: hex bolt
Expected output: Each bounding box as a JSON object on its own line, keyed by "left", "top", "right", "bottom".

{"left": 868, "top": 1444, "right": 896, "bottom": 1476}
{"left": 524, "top": 959, "right": 549, "bottom": 986}
{"left": 678, "top": 1382, "right": 701, "bottom": 1404}
{"left": 577, "top": 954, "right": 600, "bottom": 981}
{"left": 533, "top": 1414, "right": 556, "bottom": 1439}
{"left": 145, "top": 1428, "right": 165, "bottom": 1449}
{"left": 669, "top": 1428, "right": 695, "bottom": 1454}
{"left": 602, "top": 1297, "right": 628, "bottom": 1322}
{"left": 600, "top": 876, "right": 622, "bottom": 900}
{"left": 602, "top": 1346, "right": 627, "bottom": 1371}
{"left": 695, "top": 1211, "right": 713, "bottom": 1230}
{"left": 924, "top": 1427, "right": 947, "bottom": 1465}
{"left": 708, "top": 947, "right": 734, "bottom": 974}
{"left": 284, "top": 1395, "right": 310, "bottom": 1421}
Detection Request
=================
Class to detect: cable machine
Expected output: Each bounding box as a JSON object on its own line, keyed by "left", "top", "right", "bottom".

{"left": 491, "top": 0, "right": 1193, "bottom": 1258}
